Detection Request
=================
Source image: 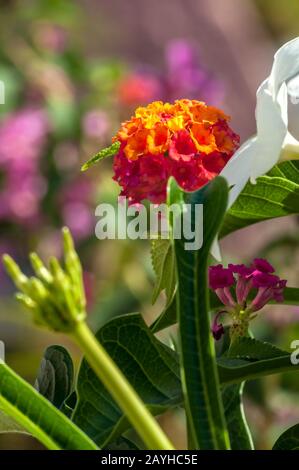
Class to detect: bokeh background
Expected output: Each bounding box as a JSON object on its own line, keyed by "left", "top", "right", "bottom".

{"left": 0, "top": 0, "right": 299, "bottom": 450}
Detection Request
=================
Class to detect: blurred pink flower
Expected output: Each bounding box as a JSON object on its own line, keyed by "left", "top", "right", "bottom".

{"left": 118, "top": 72, "right": 162, "bottom": 106}
{"left": 165, "top": 39, "right": 224, "bottom": 104}
{"left": 116, "top": 39, "right": 224, "bottom": 110}
{"left": 0, "top": 108, "right": 49, "bottom": 171}
{"left": 82, "top": 110, "right": 110, "bottom": 139}
{"left": 0, "top": 108, "right": 49, "bottom": 223}
{"left": 35, "top": 24, "right": 68, "bottom": 54}
{"left": 59, "top": 177, "right": 95, "bottom": 241}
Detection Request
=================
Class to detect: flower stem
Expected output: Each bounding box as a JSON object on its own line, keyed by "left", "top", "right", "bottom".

{"left": 72, "top": 321, "right": 175, "bottom": 450}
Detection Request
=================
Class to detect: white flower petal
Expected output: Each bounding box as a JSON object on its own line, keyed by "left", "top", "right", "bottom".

{"left": 287, "top": 74, "right": 299, "bottom": 100}
{"left": 221, "top": 37, "right": 299, "bottom": 212}
{"left": 280, "top": 131, "right": 299, "bottom": 161}
{"left": 268, "top": 37, "right": 299, "bottom": 98}
{"left": 250, "top": 81, "right": 288, "bottom": 179}
{"left": 220, "top": 137, "right": 256, "bottom": 208}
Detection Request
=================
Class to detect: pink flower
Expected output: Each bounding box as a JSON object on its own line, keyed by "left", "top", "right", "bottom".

{"left": 211, "top": 312, "right": 225, "bottom": 340}
{"left": 82, "top": 110, "right": 110, "bottom": 139}
{"left": 0, "top": 108, "right": 49, "bottom": 223}
{"left": 209, "top": 259, "right": 287, "bottom": 340}
{"left": 209, "top": 265, "right": 235, "bottom": 289}
{"left": 58, "top": 177, "right": 95, "bottom": 241}
{"left": 252, "top": 258, "right": 275, "bottom": 274}
{"left": 113, "top": 149, "right": 170, "bottom": 204}
{"left": 0, "top": 108, "right": 49, "bottom": 170}
{"left": 118, "top": 72, "right": 163, "bottom": 107}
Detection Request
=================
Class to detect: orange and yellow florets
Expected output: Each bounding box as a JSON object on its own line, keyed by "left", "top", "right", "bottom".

{"left": 113, "top": 99, "right": 239, "bottom": 204}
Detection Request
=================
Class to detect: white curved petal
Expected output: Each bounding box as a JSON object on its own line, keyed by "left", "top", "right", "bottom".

{"left": 250, "top": 81, "right": 288, "bottom": 179}
{"left": 268, "top": 37, "right": 299, "bottom": 98}
{"left": 280, "top": 131, "right": 299, "bottom": 161}
{"left": 287, "top": 74, "right": 299, "bottom": 101}
{"left": 219, "top": 37, "right": 299, "bottom": 213}
{"left": 220, "top": 136, "right": 257, "bottom": 208}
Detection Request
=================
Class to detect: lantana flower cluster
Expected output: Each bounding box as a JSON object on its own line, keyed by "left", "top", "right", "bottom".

{"left": 113, "top": 99, "right": 240, "bottom": 204}
{"left": 209, "top": 259, "right": 287, "bottom": 341}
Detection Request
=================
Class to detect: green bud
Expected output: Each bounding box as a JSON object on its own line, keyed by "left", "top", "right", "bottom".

{"left": 62, "top": 227, "right": 86, "bottom": 310}
{"left": 15, "top": 293, "right": 37, "bottom": 310}
{"left": 29, "top": 253, "right": 52, "bottom": 284}
{"left": 2, "top": 255, "right": 29, "bottom": 292}
{"left": 2, "top": 228, "right": 87, "bottom": 333}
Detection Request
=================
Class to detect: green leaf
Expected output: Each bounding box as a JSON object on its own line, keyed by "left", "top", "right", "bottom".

{"left": 273, "top": 423, "right": 299, "bottom": 450}
{"left": 268, "top": 160, "right": 299, "bottom": 184}
{"left": 222, "top": 384, "right": 253, "bottom": 450}
{"left": 150, "top": 177, "right": 183, "bottom": 306}
{"left": 150, "top": 292, "right": 177, "bottom": 333}
{"left": 35, "top": 345, "right": 74, "bottom": 409}
{"left": 0, "top": 363, "right": 98, "bottom": 450}
{"left": 220, "top": 174, "right": 299, "bottom": 238}
{"left": 72, "top": 313, "right": 181, "bottom": 446}
{"left": 218, "top": 353, "right": 299, "bottom": 385}
{"left": 61, "top": 391, "right": 77, "bottom": 418}
{"left": 0, "top": 409, "right": 27, "bottom": 434}
{"left": 219, "top": 332, "right": 253, "bottom": 450}
{"left": 81, "top": 141, "right": 120, "bottom": 171}
{"left": 174, "top": 176, "right": 230, "bottom": 449}
{"left": 151, "top": 239, "right": 176, "bottom": 304}
{"left": 226, "top": 337, "right": 288, "bottom": 361}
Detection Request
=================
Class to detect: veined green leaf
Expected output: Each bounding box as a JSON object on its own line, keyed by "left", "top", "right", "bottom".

{"left": 35, "top": 345, "right": 74, "bottom": 409}
{"left": 268, "top": 160, "right": 299, "bottom": 184}
{"left": 151, "top": 239, "right": 176, "bottom": 305}
{"left": 150, "top": 177, "right": 183, "bottom": 306}
{"left": 225, "top": 337, "right": 288, "bottom": 361}
{"left": 81, "top": 141, "right": 120, "bottom": 171}
{"left": 273, "top": 423, "right": 299, "bottom": 450}
{"left": 72, "top": 313, "right": 181, "bottom": 446}
{"left": 150, "top": 292, "right": 177, "bottom": 333}
{"left": 174, "top": 176, "right": 230, "bottom": 449}
{"left": 218, "top": 353, "right": 299, "bottom": 385}
{"left": 220, "top": 175, "right": 299, "bottom": 238}
{"left": 223, "top": 384, "right": 253, "bottom": 450}
{"left": 0, "top": 363, "right": 98, "bottom": 450}
{"left": 0, "top": 409, "right": 27, "bottom": 434}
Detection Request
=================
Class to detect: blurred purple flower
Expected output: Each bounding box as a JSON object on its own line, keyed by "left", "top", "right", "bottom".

{"left": 82, "top": 110, "right": 110, "bottom": 139}
{"left": 0, "top": 108, "right": 49, "bottom": 223}
{"left": 0, "top": 108, "right": 49, "bottom": 170}
{"left": 165, "top": 39, "right": 224, "bottom": 104}
{"left": 59, "top": 177, "right": 95, "bottom": 241}
{"left": 34, "top": 23, "right": 68, "bottom": 54}
{"left": 116, "top": 39, "right": 224, "bottom": 109}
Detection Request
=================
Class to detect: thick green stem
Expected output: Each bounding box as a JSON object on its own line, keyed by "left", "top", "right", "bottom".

{"left": 72, "top": 321, "right": 174, "bottom": 450}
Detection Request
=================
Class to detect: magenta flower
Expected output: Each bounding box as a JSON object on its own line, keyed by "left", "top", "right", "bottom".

{"left": 0, "top": 108, "right": 49, "bottom": 223}
{"left": 211, "top": 312, "right": 225, "bottom": 341}
{"left": 165, "top": 39, "right": 224, "bottom": 104}
{"left": 116, "top": 39, "right": 224, "bottom": 109}
{"left": 209, "top": 259, "right": 287, "bottom": 341}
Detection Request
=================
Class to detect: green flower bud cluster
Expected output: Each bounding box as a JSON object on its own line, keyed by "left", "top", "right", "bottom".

{"left": 2, "top": 228, "right": 86, "bottom": 332}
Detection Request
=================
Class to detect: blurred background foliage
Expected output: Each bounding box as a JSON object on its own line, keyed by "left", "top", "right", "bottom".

{"left": 0, "top": 0, "right": 298, "bottom": 449}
